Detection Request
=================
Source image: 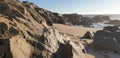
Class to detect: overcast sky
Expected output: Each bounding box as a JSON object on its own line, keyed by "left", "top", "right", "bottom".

{"left": 20, "top": 0, "right": 120, "bottom": 14}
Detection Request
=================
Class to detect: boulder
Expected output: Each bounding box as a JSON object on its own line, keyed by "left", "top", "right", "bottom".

{"left": 103, "top": 26, "right": 119, "bottom": 32}
{"left": 82, "top": 31, "right": 94, "bottom": 39}
{"left": 105, "top": 20, "right": 120, "bottom": 26}
{"left": 80, "top": 17, "right": 92, "bottom": 25}
{"left": 93, "top": 36, "right": 120, "bottom": 53}
{"left": 63, "top": 14, "right": 92, "bottom": 25}
{"left": 112, "top": 31, "right": 120, "bottom": 43}
{"left": 63, "top": 14, "right": 80, "bottom": 25}
{"left": 93, "top": 30, "right": 120, "bottom": 54}
{"left": 53, "top": 41, "right": 73, "bottom": 58}
{"left": 91, "top": 15, "right": 111, "bottom": 23}
{"left": 94, "top": 30, "right": 112, "bottom": 37}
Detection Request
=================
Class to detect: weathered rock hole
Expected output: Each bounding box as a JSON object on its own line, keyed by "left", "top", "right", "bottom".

{"left": 9, "top": 27, "right": 19, "bottom": 36}
{"left": 0, "top": 22, "right": 8, "bottom": 35}
{"left": 0, "top": 1, "right": 11, "bottom": 15}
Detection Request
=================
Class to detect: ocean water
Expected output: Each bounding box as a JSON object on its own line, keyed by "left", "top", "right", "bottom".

{"left": 91, "top": 22, "right": 114, "bottom": 28}
{"left": 76, "top": 14, "right": 120, "bottom": 28}
{"left": 74, "top": 22, "right": 114, "bottom": 28}
{"left": 82, "top": 14, "right": 120, "bottom": 20}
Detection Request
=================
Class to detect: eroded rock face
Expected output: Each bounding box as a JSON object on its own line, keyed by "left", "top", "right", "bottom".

{"left": 0, "top": 0, "right": 85, "bottom": 58}
{"left": 22, "top": 1, "right": 68, "bottom": 25}
{"left": 10, "top": 35, "right": 31, "bottom": 58}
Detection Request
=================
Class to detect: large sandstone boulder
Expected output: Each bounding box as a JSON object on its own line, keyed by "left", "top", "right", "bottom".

{"left": 0, "top": 0, "right": 85, "bottom": 58}
{"left": 10, "top": 35, "right": 32, "bottom": 58}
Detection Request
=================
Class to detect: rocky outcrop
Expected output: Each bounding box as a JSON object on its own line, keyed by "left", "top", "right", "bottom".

{"left": 0, "top": 0, "right": 85, "bottom": 58}
{"left": 63, "top": 14, "right": 83, "bottom": 25}
{"left": 112, "top": 31, "right": 120, "bottom": 43}
{"left": 103, "top": 26, "right": 119, "bottom": 32}
{"left": 63, "top": 14, "right": 92, "bottom": 25}
{"left": 91, "top": 15, "right": 111, "bottom": 23}
{"left": 52, "top": 13, "right": 68, "bottom": 24}
{"left": 93, "top": 26, "right": 120, "bottom": 54}
{"left": 105, "top": 20, "right": 120, "bottom": 26}
{"left": 62, "top": 14, "right": 111, "bottom": 26}
{"left": 22, "top": 1, "right": 68, "bottom": 25}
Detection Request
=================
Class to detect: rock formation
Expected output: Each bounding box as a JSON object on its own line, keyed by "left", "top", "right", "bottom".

{"left": 62, "top": 14, "right": 111, "bottom": 26}
{"left": 105, "top": 20, "right": 120, "bottom": 26}
{"left": 91, "top": 15, "right": 111, "bottom": 23}
{"left": 82, "top": 31, "right": 94, "bottom": 39}
{"left": 93, "top": 26, "right": 120, "bottom": 54}
{"left": 63, "top": 14, "right": 92, "bottom": 25}
{"left": 0, "top": 0, "right": 85, "bottom": 58}
{"left": 103, "top": 26, "right": 119, "bottom": 32}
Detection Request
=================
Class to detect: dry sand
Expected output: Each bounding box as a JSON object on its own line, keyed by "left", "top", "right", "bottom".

{"left": 53, "top": 23, "right": 120, "bottom": 58}
{"left": 53, "top": 24, "right": 99, "bottom": 37}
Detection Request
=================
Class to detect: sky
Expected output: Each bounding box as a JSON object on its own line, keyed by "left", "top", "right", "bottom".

{"left": 20, "top": 0, "right": 120, "bottom": 14}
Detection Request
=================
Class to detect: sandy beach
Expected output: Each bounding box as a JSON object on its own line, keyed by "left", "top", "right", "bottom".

{"left": 53, "top": 23, "right": 120, "bottom": 58}
{"left": 53, "top": 24, "right": 99, "bottom": 37}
